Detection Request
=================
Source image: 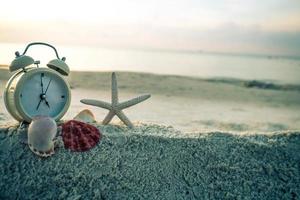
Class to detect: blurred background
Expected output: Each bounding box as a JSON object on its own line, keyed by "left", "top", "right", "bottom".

{"left": 0, "top": 0, "right": 300, "bottom": 84}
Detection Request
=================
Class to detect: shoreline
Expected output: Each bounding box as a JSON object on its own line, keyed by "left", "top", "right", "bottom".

{"left": 1, "top": 66, "right": 300, "bottom": 90}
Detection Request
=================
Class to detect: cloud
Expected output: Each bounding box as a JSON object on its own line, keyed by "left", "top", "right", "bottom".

{"left": 1, "top": 20, "right": 300, "bottom": 56}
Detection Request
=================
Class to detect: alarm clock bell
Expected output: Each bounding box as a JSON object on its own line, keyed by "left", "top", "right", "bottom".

{"left": 9, "top": 52, "right": 35, "bottom": 72}
{"left": 8, "top": 42, "right": 70, "bottom": 76}
{"left": 47, "top": 57, "right": 69, "bottom": 76}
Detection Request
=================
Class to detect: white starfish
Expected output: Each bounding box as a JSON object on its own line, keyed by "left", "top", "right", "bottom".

{"left": 80, "top": 72, "right": 151, "bottom": 128}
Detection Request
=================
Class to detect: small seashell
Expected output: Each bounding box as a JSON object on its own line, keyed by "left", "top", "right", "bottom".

{"left": 62, "top": 120, "right": 101, "bottom": 152}
{"left": 73, "top": 109, "right": 96, "bottom": 123}
{"left": 28, "top": 116, "right": 57, "bottom": 157}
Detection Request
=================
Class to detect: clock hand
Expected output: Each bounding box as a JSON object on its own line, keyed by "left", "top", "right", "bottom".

{"left": 40, "top": 73, "right": 44, "bottom": 93}
{"left": 45, "top": 99, "right": 50, "bottom": 109}
{"left": 36, "top": 79, "right": 52, "bottom": 110}
{"left": 44, "top": 79, "right": 52, "bottom": 94}
{"left": 36, "top": 99, "right": 43, "bottom": 110}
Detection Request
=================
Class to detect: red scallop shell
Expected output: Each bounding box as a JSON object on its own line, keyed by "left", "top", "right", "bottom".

{"left": 62, "top": 120, "right": 101, "bottom": 152}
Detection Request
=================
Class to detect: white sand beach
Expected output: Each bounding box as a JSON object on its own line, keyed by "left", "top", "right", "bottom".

{"left": 1, "top": 67, "right": 300, "bottom": 133}
{"left": 0, "top": 66, "right": 300, "bottom": 199}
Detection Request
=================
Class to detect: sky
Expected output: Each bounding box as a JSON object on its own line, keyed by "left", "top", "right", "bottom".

{"left": 0, "top": 0, "right": 300, "bottom": 56}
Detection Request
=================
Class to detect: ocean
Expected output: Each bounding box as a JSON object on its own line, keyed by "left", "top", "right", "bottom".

{"left": 1, "top": 42, "right": 300, "bottom": 84}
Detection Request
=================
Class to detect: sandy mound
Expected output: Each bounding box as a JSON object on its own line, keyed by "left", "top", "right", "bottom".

{"left": 0, "top": 124, "right": 299, "bottom": 199}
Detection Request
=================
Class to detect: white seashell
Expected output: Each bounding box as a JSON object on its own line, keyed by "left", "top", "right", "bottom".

{"left": 28, "top": 116, "right": 57, "bottom": 157}
{"left": 73, "top": 109, "right": 96, "bottom": 123}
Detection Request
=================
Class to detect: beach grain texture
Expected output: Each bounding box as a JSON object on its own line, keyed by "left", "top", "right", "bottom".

{"left": 0, "top": 124, "right": 300, "bottom": 199}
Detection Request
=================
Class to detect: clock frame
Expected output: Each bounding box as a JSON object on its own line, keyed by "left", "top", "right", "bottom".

{"left": 4, "top": 67, "right": 71, "bottom": 122}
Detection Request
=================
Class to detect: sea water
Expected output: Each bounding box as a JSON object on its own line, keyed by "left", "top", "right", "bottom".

{"left": 1, "top": 42, "right": 300, "bottom": 84}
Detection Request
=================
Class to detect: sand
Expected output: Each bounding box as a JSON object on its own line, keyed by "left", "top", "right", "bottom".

{"left": 1, "top": 67, "right": 300, "bottom": 132}
{"left": 0, "top": 66, "right": 300, "bottom": 199}
{"left": 0, "top": 124, "right": 300, "bottom": 199}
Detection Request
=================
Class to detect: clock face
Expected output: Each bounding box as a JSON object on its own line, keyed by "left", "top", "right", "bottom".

{"left": 17, "top": 69, "right": 70, "bottom": 119}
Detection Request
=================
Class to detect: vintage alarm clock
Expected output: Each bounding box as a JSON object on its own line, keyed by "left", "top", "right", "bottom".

{"left": 3, "top": 42, "right": 71, "bottom": 123}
